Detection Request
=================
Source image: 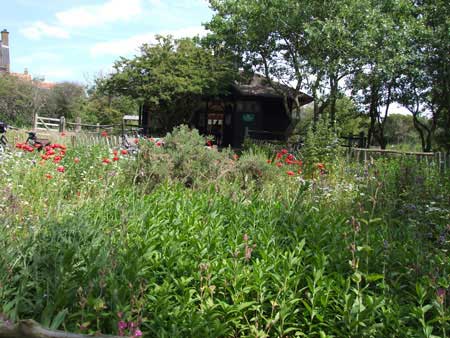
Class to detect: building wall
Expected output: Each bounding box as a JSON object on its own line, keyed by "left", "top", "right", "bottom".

{"left": 0, "top": 29, "right": 10, "bottom": 73}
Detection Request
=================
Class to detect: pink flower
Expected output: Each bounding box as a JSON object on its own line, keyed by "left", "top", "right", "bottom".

{"left": 57, "top": 166, "right": 65, "bottom": 173}
{"left": 286, "top": 171, "right": 295, "bottom": 176}
{"left": 134, "top": 329, "right": 143, "bottom": 337}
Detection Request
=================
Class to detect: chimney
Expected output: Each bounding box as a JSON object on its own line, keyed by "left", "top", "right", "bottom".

{"left": 1, "top": 29, "right": 8, "bottom": 46}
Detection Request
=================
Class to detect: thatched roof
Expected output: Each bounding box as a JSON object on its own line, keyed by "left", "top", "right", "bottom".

{"left": 232, "top": 73, "right": 313, "bottom": 105}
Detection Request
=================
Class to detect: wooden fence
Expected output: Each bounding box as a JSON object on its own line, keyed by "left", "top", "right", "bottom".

{"left": 349, "top": 147, "right": 450, "bottom": 172}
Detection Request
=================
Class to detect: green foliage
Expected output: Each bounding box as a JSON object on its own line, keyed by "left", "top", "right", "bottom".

{"left": 100, "top": 36, "right": 235, "bottom": 133}
{"left": 0, "top": 136, "right": 449, "bottom": 336}
{"left": 301, "top": 114, "right": 343, "bottom": 164}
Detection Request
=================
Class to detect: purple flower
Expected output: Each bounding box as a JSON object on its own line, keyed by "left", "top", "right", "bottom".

{"left": 134, "top": 329, "right": 143, "bottom": 337}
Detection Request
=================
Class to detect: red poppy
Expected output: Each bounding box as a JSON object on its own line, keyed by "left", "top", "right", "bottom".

{"left": 156, "top": 141, "right": 162, "bottom": 147}
{"left": 113, "top": 156, "right": 120, "bottom": 161}
{"left": 101, "top": 131, "right": 108, "bottom": 137}
{"left": 60, "top": 150, "right": 66, "bottom": 156}
{"left": 287, "top": 154, "right": 294, "bottom": 161}
{"left": 134, "top": 138, "right": 139, "bottom": 144}
{"left": 15, "top": 143, "right": 24, "bottom": 149}
{"left": 113, "top": 150, "right": 118, "bottom": 156}
{"left": 287, "top": 171, "right": 295, "bottom": 176}
{"left": 297, "top": 169, "right": 303, "bottom": 174}
{"left": 317, "top": 163, "right": 325, "bottom": 170}
{"left": 206, "top": 140, "right": 212, "bottom": 146}
{"left": 121, "top": 149, "right": 128, "bottom": 155}
{"left": 267, "top": 159, "right": 272, "bottom": 164}
{"left": 276, "top": 162, "right": 283, "bottom": 168}
{"left": 233, "top": 154, "right": 239, "bottom": 161}
{"left": 74, "top": 157, "right": 80, "bottom": 164}
{"left": 53, "top": 156, "right": 62, "bottom": 163}
{"left": 281, "top": 149, "right": 288, "bottom": 155}
{"left": 34, "top": 143, "right": 42, "bottom": 149}
{"left": 46, "top": 150, "right": 55, "bottom": 156}
{"left": 276, "top": 153, "right": 283, "bottom": 159}
{"left": 60, "top": 132, "right": 66, "bottom": 137}
{"left": 56, "top": 166, "right": 65, "bottom": 173}
{"left": 45, "top": 173, "right": 53, "bottom": 179}
{"left": 297, "top": 160, "right": 303, "bottom": 166}
{"left": 102, "top": 158, "right": 111, "bottom": 164}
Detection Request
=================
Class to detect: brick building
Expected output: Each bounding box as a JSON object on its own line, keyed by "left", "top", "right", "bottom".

{"left": 0, "top": 29, "right": 10, "bottom": 73}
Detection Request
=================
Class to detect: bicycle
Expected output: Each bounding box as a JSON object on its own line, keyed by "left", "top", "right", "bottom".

{"left": 0, "top": 121, "right": 11, "bottom": 155}
{"left": 25, "top": 131, "right": 51, "bottom": 150}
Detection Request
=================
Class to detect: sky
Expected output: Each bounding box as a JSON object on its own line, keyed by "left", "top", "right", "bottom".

{"left": 2, "top": 0, "right": 211, "bottom": 84}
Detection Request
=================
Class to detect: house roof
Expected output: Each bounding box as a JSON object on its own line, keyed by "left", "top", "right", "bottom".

{"left": 232, "top": 73, "right": 313, "bottom": 105}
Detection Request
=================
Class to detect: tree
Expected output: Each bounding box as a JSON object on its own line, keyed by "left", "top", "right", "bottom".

{"left": 350, "top": 0, "right": 415, "bottom": 149}
{"left": 0, "top": 74, "right": 48, "bottom": 126}
{"left": 43, "top": 82, "right": 86, "bottom": 120}
{"left": 206, "top": 0, "right": 368, "bottom": 129}
{"left": 100, "top": 36, "right": 235, "bottom": 134}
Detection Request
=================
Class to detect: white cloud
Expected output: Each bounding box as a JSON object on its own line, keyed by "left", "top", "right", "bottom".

{"left": 90, "top": 26, "right": 207, "bottom": 57}
{"left": 21, "top": 0, "right": 143, "bottom": 40}
{"left": 20, "top": 21, "right": 70, "bottom": 40}
{"left": 32, "top": 68, "right": 76, "bottom": 82}
{"left": 15, "top": 52, "right": 62, "bottom": 65}
{"left": 55, "top": 0, "right": 143, "bottom": 28}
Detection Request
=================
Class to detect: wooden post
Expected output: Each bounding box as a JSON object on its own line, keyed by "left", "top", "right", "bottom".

{"left": 59, "top": 116, "right": 65, "bottom": 132}
{"left": 96, "top": 123, "right": 100, "bottom": 133}
{"left": 33, "top": 113, "right": 38, "bottom": 131}
{"left": 75, "top": 117, "right": 81, "bottom": 132}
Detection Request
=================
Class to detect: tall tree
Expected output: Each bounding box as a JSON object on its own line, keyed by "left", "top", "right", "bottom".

{"left": 100, "top": 36, "right": 234, "bottom": 133}
{"left": 350, "top": 0, "right": 414, "bottom": 149}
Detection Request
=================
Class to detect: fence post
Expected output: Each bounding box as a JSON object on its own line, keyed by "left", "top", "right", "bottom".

{"left": 59, "top": 116, "right": 66, "bottom": 133}
{"left": 33, "top": 113, "right": 38, "bottom": 131}
{"left": 96, "top": 123, "right": 100, "bottom": 133}
{"left": 75, "top": 117, "right": 81, "bottom": 133}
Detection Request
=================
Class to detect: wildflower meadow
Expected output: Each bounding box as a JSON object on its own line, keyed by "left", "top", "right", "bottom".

{"left": 0, "top": 126, "right": 449, "bottom": 337}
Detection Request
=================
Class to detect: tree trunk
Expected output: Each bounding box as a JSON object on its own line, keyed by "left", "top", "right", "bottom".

{"left": 329, "top": 75, "right": 338, "bottom": 128}
{"left": 0, "top": 320, "right": 122, "bottom": 338}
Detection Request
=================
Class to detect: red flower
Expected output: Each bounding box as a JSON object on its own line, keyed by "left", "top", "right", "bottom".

{"left": 134, "top": 138, "right": 139, "bottom": 144}
{"left": 276, "top": 162, "right": 283, "bottom": 168}
{"left": 102, "top": 158, "right": 111, "bottom": 164}
{"left": 53, "top": 155, "right": 62, "bottom": 163}
{"left": 74, "top": 157, "right": 80, "bottom": 164}
{"left": 297, "top": 160, "right": 303, "bottom": 166}
{"left": 45, "top": 173, "right": 53, "bottom": 179}
{"left": 56, "top": 166, "right": 65, "bottom": 173}
{"left": 317, "top": 163, "right": 325, "bottom": 170}
{"left": 101, "top": 131, "right": 108, "bottom": 137}
{"left": 206, "top": 140, "right": 212, "bottom": 146}
{"left": 34, "top": 143, "right": 42, "bottom": 149}
{"left": 113, "top": 150, "right": 118, "bottom": 156}
{"left": 113, "top": 156, "right": 119, "bottom": 161}
{"left": 297, "top": 169, "right": 303, "bottom": 174}
{"left": 121, "top": 149, "right": 128, "bottom": 155}
{"left": 281, "top": 149, "right": 288, "bottom": 155}
{"left": 46, "top": 150, "right": 55, "bottom": 156}
{"left": 156, "top": 141, "right": 162, "bottom": 147}
{"left": 287, "top": 154, "right": 295, "bottom": 161}
{"left": 15, "top": 143, "right": 24, "bottom": 149}
{"left": 287, "top": 171, "right": 295, "bottom": 176}
{"left": 233, "top": 154, "right": 239, "bottom": 161}
{"left": 276, "top": 153, "right": 283, "bottom": 159}
{"left": 41, "top": 154, "right": 50, "bottom": 160}
{"left": 60, "top": 132, "right": 66, "bottom": 137}
{"left": 59, "top": 150, "right": 66, "bottom": 156}
{"left": 267, "top": 159, "right": 272, "bottom": 164}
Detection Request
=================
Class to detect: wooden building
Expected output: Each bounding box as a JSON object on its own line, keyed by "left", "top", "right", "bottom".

{"left": 191, "top": 74, "right": 313, "bottom": 148}
{"left": 138, "top": 74, "right": 313, "bottom": 147}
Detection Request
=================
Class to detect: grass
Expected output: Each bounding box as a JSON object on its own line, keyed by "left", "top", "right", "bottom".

{"left": 0, "top": 129, "right": 449, "bottom": 337}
